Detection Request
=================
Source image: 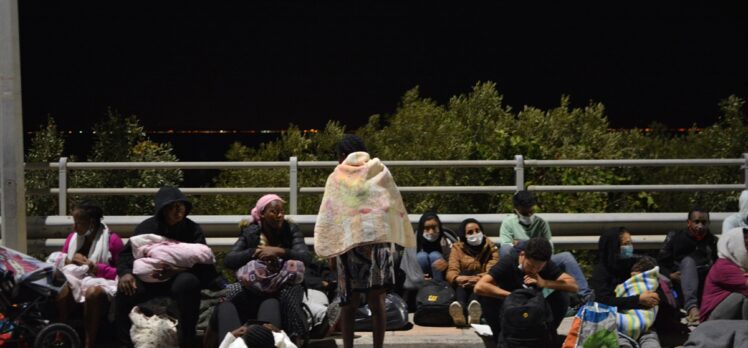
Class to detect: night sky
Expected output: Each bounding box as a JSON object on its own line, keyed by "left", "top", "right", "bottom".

{"left": 18, "top": 2, "right": 748, "bottom": 132}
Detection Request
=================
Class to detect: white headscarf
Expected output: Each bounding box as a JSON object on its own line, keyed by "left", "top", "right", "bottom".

{"left": 737, "top": 190, "right": 748, "bottom": 228}
{"left": 717, "top": 227, "right": 748, "bottom": 272}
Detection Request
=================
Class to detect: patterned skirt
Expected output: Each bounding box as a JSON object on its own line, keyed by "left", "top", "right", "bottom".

{"left": 335, "top": 243, "right": 395, "bottom": 305}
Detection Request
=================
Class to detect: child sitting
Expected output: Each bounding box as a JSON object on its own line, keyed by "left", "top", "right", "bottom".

{"left": 616, "top": 256, "right": 662, "bottom": 348}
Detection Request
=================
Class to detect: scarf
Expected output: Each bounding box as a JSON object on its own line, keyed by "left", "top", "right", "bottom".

{"left": 250, "top": 194, "right": 286, "bottom": 225}
{"left": 67, "top": 223, "right": 112, "bottom": 265}
{"left": 314, "top": 152, "right": 415, "bottom": 258}
{"left": 737, "top": 190, "right": 748, "bottom": 228}
{"left": 717, "top": 227, "right": 748, "bottom": 272}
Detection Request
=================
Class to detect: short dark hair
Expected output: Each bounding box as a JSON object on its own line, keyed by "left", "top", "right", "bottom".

{"left": 687, "top": 207, "right": 710, "bottom": 221}
{"left": 524, "top": 237, "right": 552, "bottom": 262}
{"left": 631, "top": 256, "right": 658, "bottom": 273}
{"left": 512, "top": 190, "right": 537, "bottom": 208}
{"left": 336, "top": 134, "right": 367, "bottom": 158}
{"left": 73, "top": 200, "right": 104, "bottom": 225}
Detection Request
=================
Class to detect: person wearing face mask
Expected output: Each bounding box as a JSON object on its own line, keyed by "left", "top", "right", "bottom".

{"left": 474, "top": 237, "right": 578, "bottom": 343}
{"left": 415, "top": 212, "right": 457, "bottom": 282}
{"left": 499, "top": 190, "right": 593, "bottom": 302}
{"left": 55, "top": 201, "right": 124, "bottom": 348}
{"left": 445, "top": 218, "right": 499, "bottom": 326}
{"left": 657, "top": 207, "right": 718, "bottom": 326}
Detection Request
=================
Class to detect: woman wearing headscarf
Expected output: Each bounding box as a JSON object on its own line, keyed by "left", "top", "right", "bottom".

{"left": 416, "top": 212, "right": 457, "bottom": 282}
{"left": 700, "top": 227, "right": 748, "bottom": 321}
{"left": 446, "top": 218, "right": 498, "bottom": 326}
{"left": 722, "top": 190, "right": 748, "bottom": 234}
{"left": 215, "top": 194, "right": 311, "bottom": 344}
{"left": 590, "top": 227, "right": 660, "bottom": 311}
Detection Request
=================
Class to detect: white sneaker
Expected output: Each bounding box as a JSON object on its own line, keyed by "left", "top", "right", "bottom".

{"left": 449, "top": 301, "right": 466, "bottom": 327}
{"left": 467, "top": 300, "right": 482, "bottom": 324}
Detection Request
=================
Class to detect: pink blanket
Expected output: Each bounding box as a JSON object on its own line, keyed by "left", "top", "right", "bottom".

{"left": 130, "top": 234, "right": 215, "bottom": 283}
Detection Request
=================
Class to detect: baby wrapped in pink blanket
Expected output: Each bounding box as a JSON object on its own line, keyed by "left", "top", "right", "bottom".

{"left": 130, "top": 233, "right": 216, "bottom": 282}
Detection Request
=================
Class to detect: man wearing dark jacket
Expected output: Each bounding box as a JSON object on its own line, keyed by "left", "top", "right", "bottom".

{"left": 115, "top": 186, "right": 222, "bottom": 348}
{"left": 657, "top": 207, "right": 718, "bottom": 325}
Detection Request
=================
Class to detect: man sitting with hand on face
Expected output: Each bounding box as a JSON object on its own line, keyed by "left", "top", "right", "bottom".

{"left": 475, "top": 237, "right": 578, "bottom": 341}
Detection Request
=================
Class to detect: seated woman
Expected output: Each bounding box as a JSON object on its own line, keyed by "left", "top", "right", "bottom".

{"left": 446, "top": 218, "right": 498, "bottom": 327}
{"left": 700, "top": 227, "right": 748, "bottom": 321}
{"left": 56, "top": 201, "right": 124, "bottom": 348}
{"left": 590, "top": 227, "right": 662, "bottom": 348}
{"left": 416, "top": 212, "right": 457, "bottom": 282}
{"left": 214, "top": 194, "right": 311, "bottom": 344}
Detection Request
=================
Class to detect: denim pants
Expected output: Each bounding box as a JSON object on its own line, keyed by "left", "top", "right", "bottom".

{"left": 416, "top": 250, "right": 445, "bottom": 282}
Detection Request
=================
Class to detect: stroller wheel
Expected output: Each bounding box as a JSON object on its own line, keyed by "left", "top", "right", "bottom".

{"left": 33, "top": 323, "right": 80, "bottom": 348}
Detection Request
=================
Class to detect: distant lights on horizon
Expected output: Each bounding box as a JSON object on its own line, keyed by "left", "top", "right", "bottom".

{"left": 26, "top": 129, "right": 322, "bottom": 135}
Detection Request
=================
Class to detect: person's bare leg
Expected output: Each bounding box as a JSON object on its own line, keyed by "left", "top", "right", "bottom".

{"left": 83, "top": 286, "right": 106, "bottom": 348}
{"left": 367, "top": 289, "right": 386, "bottom": 348}
{"left": 55, "top": 283, "right": 75, "bottom": 322}
{"left": 341, "top": 293, "right": 361, "bottom": 348}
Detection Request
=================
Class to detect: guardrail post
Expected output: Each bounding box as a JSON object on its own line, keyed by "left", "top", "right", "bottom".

{"left": 58, "top": 157, "right": 68, "bottom": 215}
{"left": 514, "top": 155, "right": 525, "bottom": 191}
{"left": 289, "top": 156, "right": 298, "bottom": 215}
{"left": 744, "top": 153, "right": 748, "bottom": 189}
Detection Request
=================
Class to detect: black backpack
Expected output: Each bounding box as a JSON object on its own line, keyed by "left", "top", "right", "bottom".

{"left": 413, "top": 280, "right": 456, "bottom": 327}
{"left": 499, "top": 288, "right": 555, "bottom": 348}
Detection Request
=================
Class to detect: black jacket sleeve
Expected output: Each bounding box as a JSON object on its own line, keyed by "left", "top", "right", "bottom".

{"left": 285, "top": 223, "right": 311, "bottom": 265}
{"left": 589, "top": 264, "right": 641, "bottom": 310}
{"left": 224, "top": 230, "right": 256, "bottom": 271}
{"left": 657, "top": 231, "right": 677, "bottom": 277}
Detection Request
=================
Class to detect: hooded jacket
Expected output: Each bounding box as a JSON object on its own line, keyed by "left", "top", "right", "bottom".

{"left": 589, "top": 227, "right": 640, "bottom": 310}
{"left": 657, "top": 228, "right": 717, "bottom": 278}
{"left": 117, "top": 187, "right": 219, "bottom": 286}
{"left": 722, "top": 190, "right": 748, "bottom": 234}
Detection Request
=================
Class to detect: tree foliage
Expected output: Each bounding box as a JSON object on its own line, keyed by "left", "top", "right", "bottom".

{"left": 25, "top": 117, "right": 66, "bottom": 215}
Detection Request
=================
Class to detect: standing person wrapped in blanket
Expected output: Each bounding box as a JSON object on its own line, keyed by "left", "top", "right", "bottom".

{"left": 589, "top": 227, "right": 662, "bottom": 348}
{"left": 314, "top": 134, "right": 416, "bottom": 348}
{"left": 53, "top": 201, "right": 124, "bottom": 348}
{"left": 115, "top": 187, "right": 224, "bottom": 348}
{"left": 210, "top": 194, "right": 310, "bottom": 347}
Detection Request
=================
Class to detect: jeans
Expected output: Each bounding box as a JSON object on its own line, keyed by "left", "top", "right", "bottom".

{"left": 618, "top": 330, "right": 661, "bottom": 348}
{"left": 675, "top": 256, "right": 708, "bottom": 311}
{"left": 416, "top": 250, "right": 445, "bottom": 282}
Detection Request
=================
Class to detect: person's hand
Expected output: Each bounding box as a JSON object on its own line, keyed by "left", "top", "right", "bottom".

{"left": 72, "top": 253, "right": 88, "bottom": 266}
{"left": 231, "top": 326, "right": 248, "bottom": 337}
{"left": 670, "top": 271, "right": 681, "bottom": 282}
{"left": 152, "top": 263, "right": 182, "bottom": 281}
{"left": 432, "top": 259, "right": 448, "bottom": 272}
{"left": 87, "top": 260, "right": 98, "bottom": 276}
{"left": 524, "top": 273, "right": 547, "bottom": 288}
{"left": 638, "top": 291, "right": 660, "bottom": 309}
{"left": 254, "top": 246, "right": 285, "bottom": 260}
{"left": 466, "top": 276, "right": 481, "bottom": 286}
{"left": 456, "top": 276, "right": 470, "bottom": 286}
{"left": 118, "top": 273, "right": 138, "bottom": 296}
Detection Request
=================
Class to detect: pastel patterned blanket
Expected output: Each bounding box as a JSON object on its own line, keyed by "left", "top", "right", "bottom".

{"left": 615, "top": 266, "right": 659, "bottom": 340}
{"left": 314, "top": 152, "right": 415, "bottom": 258}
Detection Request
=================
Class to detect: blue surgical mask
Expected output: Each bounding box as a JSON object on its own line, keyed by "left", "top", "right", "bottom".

{"left": 620, "top": 245, "right": 634, "bottom": 259}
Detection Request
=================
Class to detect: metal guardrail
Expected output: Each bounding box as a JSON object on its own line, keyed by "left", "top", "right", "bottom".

{"left": 23, "top": 155, "right": 748, "bottom": 216}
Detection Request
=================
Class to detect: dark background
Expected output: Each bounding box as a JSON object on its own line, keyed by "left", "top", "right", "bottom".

{"left": 18, "top": 2, "right": 748, "bottom": 133}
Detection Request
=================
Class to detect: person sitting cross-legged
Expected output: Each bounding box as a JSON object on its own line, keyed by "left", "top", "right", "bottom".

{"left": 475, "top": 237, "right": 578, "bottom": 343}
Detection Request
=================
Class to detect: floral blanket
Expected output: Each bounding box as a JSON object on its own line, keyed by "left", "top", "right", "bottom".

{"left": 314, "top": 152, "right": 415, "bottom": 258}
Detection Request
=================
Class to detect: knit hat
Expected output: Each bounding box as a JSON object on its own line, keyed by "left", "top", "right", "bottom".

{"left": 250, "top": 194, "right": 286, "bottom": 223}
{"left": 242, "top": 324, "right": 275, "bottom": 348}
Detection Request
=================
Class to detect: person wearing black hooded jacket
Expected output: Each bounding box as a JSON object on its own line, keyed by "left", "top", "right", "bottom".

{"left": 115, "top": 186, "right": 222, "bottom": 348}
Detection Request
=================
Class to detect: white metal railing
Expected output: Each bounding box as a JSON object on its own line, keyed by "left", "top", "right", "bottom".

{"left": 23, "top": 154, "right": 748, "bottom": 216}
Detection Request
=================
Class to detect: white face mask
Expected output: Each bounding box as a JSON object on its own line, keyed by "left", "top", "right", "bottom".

{"left": 466, "top": 232, "right": 484, "bottom": 246}
{"left": 422, "top": 232, "right": 439, "bottom": 242}
{"left": 518, "top": 214, "right": 534, "bottom": 226}
{"left": 83, "top": 226, "right": 95, "bottom": 237}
